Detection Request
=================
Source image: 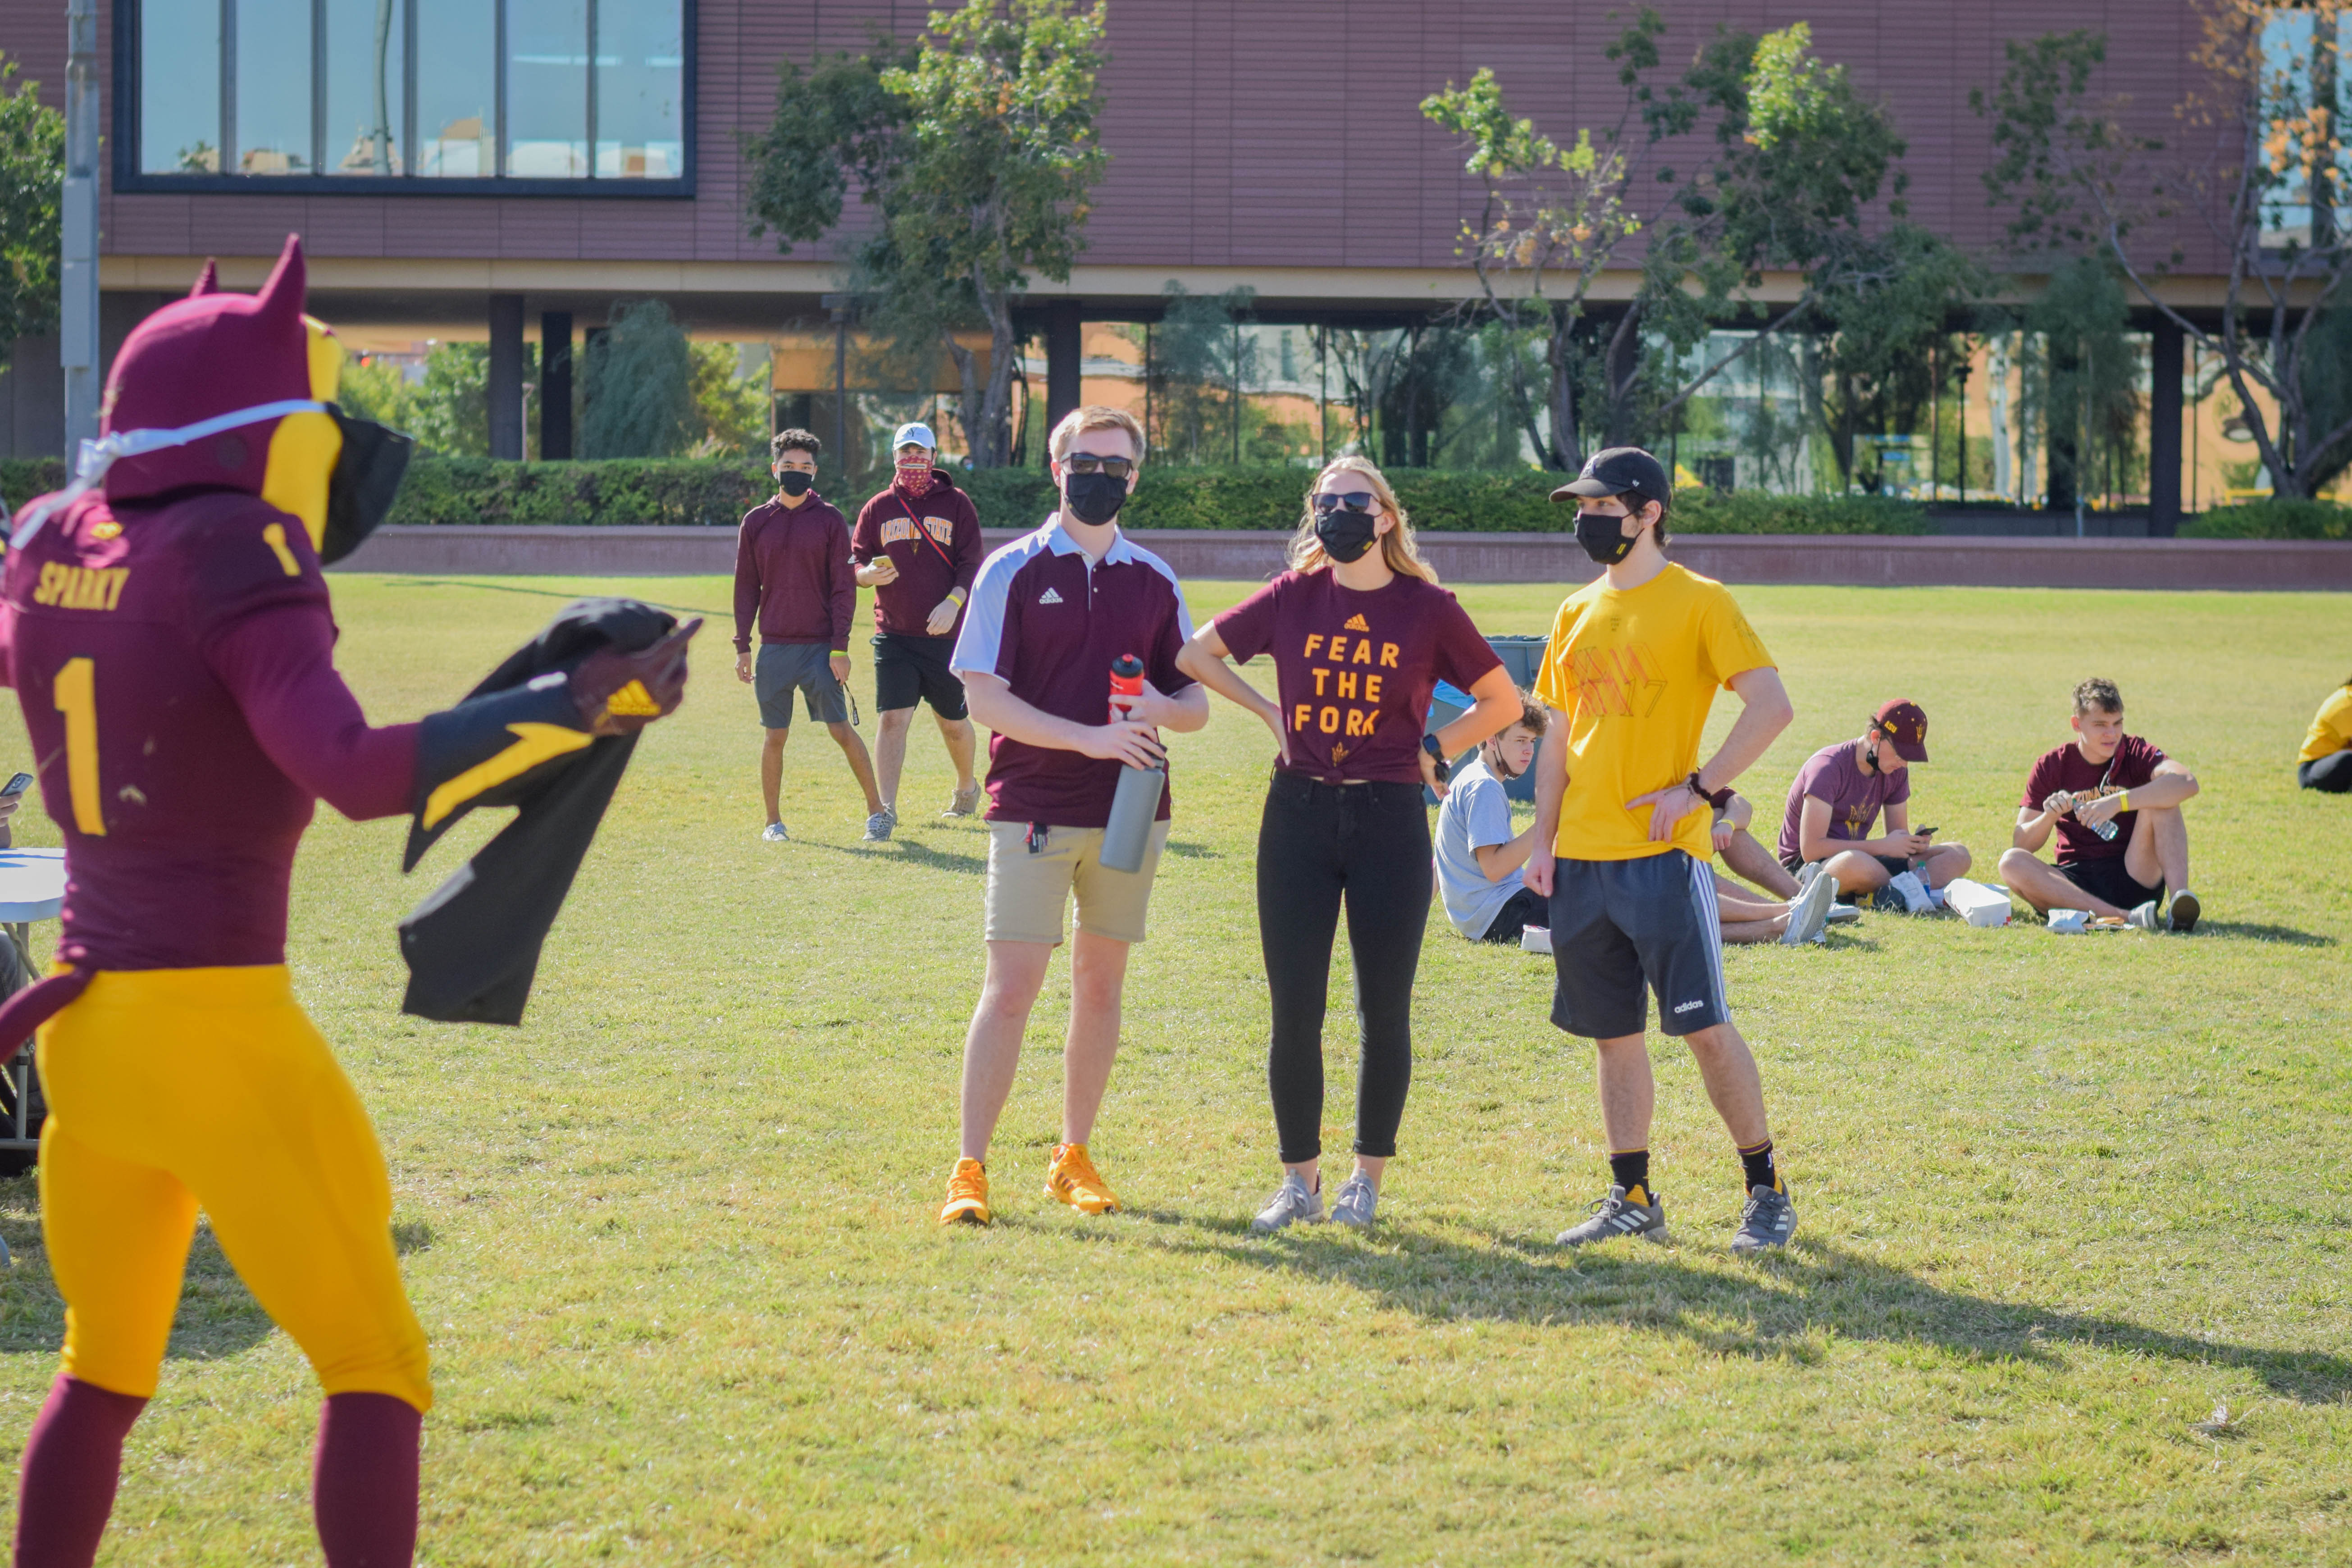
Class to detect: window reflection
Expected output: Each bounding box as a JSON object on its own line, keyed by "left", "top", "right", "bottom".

{"left": 324, "top": 0, "right": 403, "bottom": 174}
{"left": 508, "top": 0, "right": 589, "bottom": 178}
{"left": 596, "top": 2, "right": 684, "bottom": 179}
{"left": 234, "top": 0, "right": 313, "bottom": 174}
{"left": 415, "top": 0, "right": 495, "bottom": 177}
{"left": 139, "top": 3, "right": 219, "bottom": 173}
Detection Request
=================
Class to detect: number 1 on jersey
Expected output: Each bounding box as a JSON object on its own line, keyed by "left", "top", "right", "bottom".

{"left": 54, "top": 656, "right": 104, "bottom": 836}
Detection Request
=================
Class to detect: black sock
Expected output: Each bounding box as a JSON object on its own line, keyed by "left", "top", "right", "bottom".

{"left": 1609, "top": 1149, "right": 1650, "bottom": 1204}
{"left": 1738, "top": 1139, "right": 1780, "bottom": 1194}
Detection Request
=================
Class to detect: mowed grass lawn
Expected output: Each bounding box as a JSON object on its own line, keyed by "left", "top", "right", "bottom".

{"left": 0, "top": 573, "right": 2347, "bottom": 1565}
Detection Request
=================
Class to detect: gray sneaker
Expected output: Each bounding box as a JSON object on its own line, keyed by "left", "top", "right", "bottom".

{"left": 1329, "top": 1173, "right": 1378, "bottom": 1230}
{"left": 1555, "top": 1185, "right": 1667, "bottom": 1247}
{"left": 1781, "top": 865, "right": 1838, "bottom": 945}
{"left": 943, "top": 783, "right": 983, "bottom": 818}
{"left": 1730, "top": 1184, "right": 1797, "bottom": 1254}
{"left": 2127, "top": 899, "right": 2161, "bottom": 931}
{"left": 1794, "top": 859, "right": 1824, "bottom": 895}
{"left": 2167, "top": 891, "right": 2200, "bottom": 933}
{"left": 1250, "top": 1172, "right": 1324, "bottom": 1233}
{"left": 862, "top": 809, "right": 897, "bottom": 843}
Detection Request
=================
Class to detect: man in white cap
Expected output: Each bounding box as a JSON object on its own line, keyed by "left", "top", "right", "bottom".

{"left": 851, "top": 422, "right": 986, "bottom": 840}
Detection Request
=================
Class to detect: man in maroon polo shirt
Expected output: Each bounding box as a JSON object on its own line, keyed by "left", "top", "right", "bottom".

{"left": 933, "top": 406, "right": 1209, "bottom": 1227}
{"left": 851, "top": 422, "right": 985, "bottom": 839}
{"left": 732, "top": 428, "right": 885, "bottom": 842}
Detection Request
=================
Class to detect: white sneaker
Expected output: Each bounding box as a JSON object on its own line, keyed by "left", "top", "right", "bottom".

{"left": 1794, "top": 860, "right": 1825, "bottom": 894}
{"left": 761, "top": 822, "right": 788, "bottom": 843}
{"left": 1329, "top": 1173, "right": 1379, "bottom": 1229}
{"left": 1781, "top": 865, "right": 1838, "bottom": 945}
{"left": 2127, "top": 899, "right": 2162, "bottom": 931}
{"left": 1886, "top": 870, "right": 1931, "bottom": 913}
{"left": 1251, "top": 1172, "right": 1324, "bottom": 1233}
{"left": 1825, "top": 904, "right": 1861, "bottom": 924}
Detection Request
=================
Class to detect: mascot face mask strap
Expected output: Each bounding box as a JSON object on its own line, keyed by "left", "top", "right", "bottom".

{"left": 13, "top": 236, "right": 411, "bottom": 561}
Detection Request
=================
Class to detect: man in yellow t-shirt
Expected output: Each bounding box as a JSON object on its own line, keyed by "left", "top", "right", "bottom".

{"left": 1527, "top": 447, "right": 1813, "bottom": 1256}
{"left": 2300, "top": 679, "right": 2352, "bottom": 793}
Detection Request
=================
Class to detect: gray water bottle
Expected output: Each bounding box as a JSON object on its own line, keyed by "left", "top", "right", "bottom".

{"left": 1100, "top": 653, "right": 1163, "bottom": 874}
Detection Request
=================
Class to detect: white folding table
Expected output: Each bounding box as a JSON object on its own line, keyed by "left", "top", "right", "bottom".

{"left": 0, "top": 848, "right": 67, "bottom": 1163}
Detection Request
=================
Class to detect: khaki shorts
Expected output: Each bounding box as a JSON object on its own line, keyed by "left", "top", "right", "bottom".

{"left": 984, "top": 820, "right": 1171, "bottom": 945}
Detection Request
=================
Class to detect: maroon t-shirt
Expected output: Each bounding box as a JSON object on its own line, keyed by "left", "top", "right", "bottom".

{"left": 2, "top": 488, "right": 418, "bottom": 971}
{"left": 949, "top": 520, "right": 1196, "bottom": 829}
{"left": 732, "top": 495, "right": 853, "bottom": 652}
{"left": 1212, "top": 570, "right": 1501, "bottom": 785}
{"left": 850, "top": 473, "right": 985, "bottom": 640}
{"left": 1776, "top": 739, "right": 1911, "bottom": 864}
{"left": 2022, "top": 734, "right": 2167, "bottom": 863}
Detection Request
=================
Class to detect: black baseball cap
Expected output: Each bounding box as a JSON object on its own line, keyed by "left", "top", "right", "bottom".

{"left": 1551, "top": 446, "right": 1672, "bottom": 507}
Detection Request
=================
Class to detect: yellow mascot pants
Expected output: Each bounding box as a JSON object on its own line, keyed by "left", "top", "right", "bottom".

{"left": 35, "top": 966, "right": 432, "bottom": 1412}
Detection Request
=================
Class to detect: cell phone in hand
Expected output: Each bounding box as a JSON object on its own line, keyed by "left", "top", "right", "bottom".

{"left": 0, "top": 772, "right": 32, "bottom": 798}
{"left": 1916, "top": 825, "right": 1937, "bottom": 837}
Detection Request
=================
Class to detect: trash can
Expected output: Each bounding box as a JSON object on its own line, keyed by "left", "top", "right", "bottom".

{"left": 1424, "top": 634, "right": 1549, "bottom": 804}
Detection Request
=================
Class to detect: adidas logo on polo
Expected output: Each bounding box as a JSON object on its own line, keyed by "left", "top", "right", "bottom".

{"left": 1038, "top": 588, "right": 1064, "bottom": 605}
{"left": 1343, "top": 613, "right": 1369, "bottom": 631}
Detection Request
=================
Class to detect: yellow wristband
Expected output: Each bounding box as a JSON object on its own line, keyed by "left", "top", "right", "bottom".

{"left": 2115, "top": 790, "right": 2130, "bottom": 812}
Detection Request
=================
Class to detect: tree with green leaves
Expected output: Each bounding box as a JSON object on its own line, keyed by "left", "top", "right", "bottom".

{"left": 582, "top": 300, "right": 694, "bottom": 460}
{"left": 1420, "top": 12, "right": 1660, "bottom": 469}
{"left": 1977, "top": 12, "right": 2352, "bottom": 499}
{"left": 1806, "top": 227, "right": 1988, "bottom": 492}
{"left": 0, "top": 53, "right": 64, "bottom": 374}
{"left": 744, "top": 0, "right": 1108, "bottom": 469}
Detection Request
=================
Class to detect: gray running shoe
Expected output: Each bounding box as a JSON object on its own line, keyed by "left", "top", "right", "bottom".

{"left": 943, "top": 783, "right": 983, "bottom": 818}
{"left": 1730, "top": 1184, "right": 1797, "bottom": 1254}
{"left": 863, "top": 808, "right": 897, "bottom": 843}
{"left": 1824, "top": 903, "right": 1861, "bottom": 924}
{"left": 1329, "top": 1173, "right": 1378, "bottom": 1230}
{"left": 1781, "top": 865, "right": 1838, "bottom": 945}
{"left": 1250, "top": 1172, "right": 1324, "bottom": 1233}
{"left": 2127, "top": 899, "right": 2161, "bottom": 931}
{"left": 2167, "top": 890, "right": 2200, "bottom": 933}
{"left": 1794, "top": 859, "right": 1825, "bottom": 896}
{"left": 761, "top": 821, "right": 788, "bottom": 843}
{"left": 1555, "top": 1185, "right": 1667, "bottom": 1247}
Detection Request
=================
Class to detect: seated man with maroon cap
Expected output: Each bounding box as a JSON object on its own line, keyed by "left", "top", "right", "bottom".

{"left": 1774, "top": 700, "right": 1972, "bottom": 913}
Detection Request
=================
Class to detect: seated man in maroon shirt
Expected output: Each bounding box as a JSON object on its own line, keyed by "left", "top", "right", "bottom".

{"left": 732, "top": 428, "right": 885, "bottom": 842}
{"left": 1773, "top": 700, "right": 1972, "bottom": 913}
{"left": 1998, "top": 677, "right": 2202, "bottom": 931}
{"left": 851, "top": 422, "right": 984, "bottom": 838}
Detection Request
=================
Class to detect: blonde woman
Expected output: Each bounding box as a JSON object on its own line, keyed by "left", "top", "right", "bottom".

{"left": 1176, "top": 458, "right": 1520, "bottom": 1231}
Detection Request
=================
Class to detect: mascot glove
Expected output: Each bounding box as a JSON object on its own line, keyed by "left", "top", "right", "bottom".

{"left": 571, "top": 618, "right": 701, "bottom": 735}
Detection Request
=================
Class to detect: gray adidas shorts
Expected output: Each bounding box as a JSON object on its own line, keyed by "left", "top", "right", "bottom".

{"left": 1546, "top": 849, "right": 1730, "bottom": 1040}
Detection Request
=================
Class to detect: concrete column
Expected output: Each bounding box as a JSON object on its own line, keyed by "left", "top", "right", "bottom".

{"left": 488, "top": 294, "right": 525, "bottom": 460}
{"left": 539, "top": 311, "right": 573, "bottom": 461}
{"left": 1045, "top": 300, "right": 1082, "bottom": 430}
{"left": 2148, "top": 319, "right": 2184, "bottom": 535}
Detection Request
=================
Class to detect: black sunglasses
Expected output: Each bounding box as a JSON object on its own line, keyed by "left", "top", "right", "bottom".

{"left": 1064, "top": 453, "right": 1135, "bottom": 479}
{"left": 1313, "top": 491, "right": 1377, "bottom": 513}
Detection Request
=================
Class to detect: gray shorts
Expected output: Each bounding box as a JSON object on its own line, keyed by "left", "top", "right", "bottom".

{"left": 754, "top": 643, "right": 848, "bottom": 728}
{"left": 1547, "top": 849, "right": 1730, "bottom": 1039}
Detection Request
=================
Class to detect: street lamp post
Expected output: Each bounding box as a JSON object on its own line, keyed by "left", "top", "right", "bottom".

{"left": 822, "top": 292, "right": 851, "bottom": 487}
{"left": 62, "top": 0, "right": 100, "bottom": 454}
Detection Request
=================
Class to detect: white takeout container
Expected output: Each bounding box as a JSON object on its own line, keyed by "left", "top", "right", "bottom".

{"left": 2045, "top": 907, "right": 2090, "bottom": 934}
{"left": 1941, "top": 878, "right": 2014, "bottom": 928}
{"left": 1521, "top": 925, "right": 1553, "bottom": 954}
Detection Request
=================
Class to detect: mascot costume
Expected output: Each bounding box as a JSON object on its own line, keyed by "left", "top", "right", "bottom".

{"left": 0, "top": 235, "right": 696, "bottom": 1566}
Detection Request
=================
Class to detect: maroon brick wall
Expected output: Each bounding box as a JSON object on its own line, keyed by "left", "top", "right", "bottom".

{"left": 0, "top": 0, "right": 2215, "bottom": 274}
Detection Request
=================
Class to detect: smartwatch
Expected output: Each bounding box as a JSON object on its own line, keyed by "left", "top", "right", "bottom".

{"left": 1422, "top": 733, "right": 1452, "bottom": 784}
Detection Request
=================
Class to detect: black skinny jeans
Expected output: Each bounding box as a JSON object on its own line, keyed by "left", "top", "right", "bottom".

{"left": 1256, "top": 771, "right": 1431, "bottom": 1164}
{"left": 2301, "top": 752, "right": 2352, "bottom": 793}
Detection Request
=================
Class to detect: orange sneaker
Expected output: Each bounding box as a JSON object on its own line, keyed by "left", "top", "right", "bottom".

{"left": 939, "top": 1158, "right": 991, "bottom": 1226}
{"left": 1044, "top": 1142, "right": 1121, "bottom": 1214}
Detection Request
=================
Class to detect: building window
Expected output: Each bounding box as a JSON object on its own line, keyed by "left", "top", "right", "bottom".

{"left": 120, "top": 0, "right": 689, "bottom": 192}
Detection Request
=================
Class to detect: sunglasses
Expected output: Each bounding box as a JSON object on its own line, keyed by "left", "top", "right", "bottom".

{"left": 1312, "top": 491, "right": 1377, "bottom": 513}
{"left": 1064, "top": 453, "right": 1135, "bottom": 479}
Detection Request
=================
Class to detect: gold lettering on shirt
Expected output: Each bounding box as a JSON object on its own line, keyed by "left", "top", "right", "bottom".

{"left": 1312, "top": 667, "right": 1330, "bottom": 696}
{"left": 1570, "top": 641, "right": 1668, "bottom": 719}
{"left": 1326, "top": 635, "right": 1349, "bottom": 662}
{"left": 1303, "top": 634, "right": 1324, "bottom": 658}
{"left": 1380, "top": 643, "right": 1399, "bottom": 668}
{"left": 262, "top": 522, "right": 302, "bottom": 578}
{"left": 32, "top": 563, "right": 130, "bottom": 611}
{"left": 1365, "top": 674, "right": 1383, "bottom": 703}
{"left": 1353, "top": 640, "right": 1373, "bottom": 665}
{"left": 1337, "top": 671, "right": 1358, "bottom": 700}
{"left": 1319, "top": 706, "right": 1340, "bottom": 734}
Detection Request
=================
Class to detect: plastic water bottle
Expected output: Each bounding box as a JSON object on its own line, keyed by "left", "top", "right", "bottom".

{"left": 1101, "top": 653, "right": 1164, "bottom": 874}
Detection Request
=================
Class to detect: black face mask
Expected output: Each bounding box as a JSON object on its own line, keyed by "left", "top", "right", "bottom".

{"left": 1574, "top": 510, "right": 1635, "bottom": 565}
{"left": 776, "top": 470, "right": 815, "bottom": 497}
{"left": 1063, "top": 470, "right": 1127, "bottom": 527}
{"left": 1313, "top": 505, "right": 1380, "bottom": 564}
{"left": 321, "top": 405, "right": 413, "bottom": 565}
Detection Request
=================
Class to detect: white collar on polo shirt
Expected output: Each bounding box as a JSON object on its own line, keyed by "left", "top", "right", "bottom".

{"left": 1041, "top": 511, "right": 1138, "bottom": 567}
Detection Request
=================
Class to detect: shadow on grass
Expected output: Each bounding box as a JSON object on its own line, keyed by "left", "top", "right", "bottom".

{"left": 1126, "top": 1222, "right": 2352, "bottom": 1404}
{"left": 1163, "top": 839, "right": 1222, "bottom": 860}
{"left": 2191, "top": 921, "right": 2336, "bottom": 947}
{"left": 384, "top": 579, "right": 731, "bottom": 619}
{"left": 807, "top": 839, "right": 985, "bottom": 876}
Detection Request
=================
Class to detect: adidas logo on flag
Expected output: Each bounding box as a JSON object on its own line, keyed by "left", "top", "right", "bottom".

{"left": 1038, "top": 587, "right": 1064, "bottom": 605}
{"left": 1343, "top": 613, "right": 1369, "bottom": 631}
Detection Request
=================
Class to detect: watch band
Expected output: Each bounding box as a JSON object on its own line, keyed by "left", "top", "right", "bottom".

{"left": 1688, "top": 771, "right": 1733, "bottom": 811}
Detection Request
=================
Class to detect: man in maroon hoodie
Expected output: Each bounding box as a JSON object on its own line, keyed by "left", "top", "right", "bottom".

{"left": 852, "top": 422, "right": 985, "bottom": 838}
{"left": 733, "top": 428, "right": 884, "bottom": 841}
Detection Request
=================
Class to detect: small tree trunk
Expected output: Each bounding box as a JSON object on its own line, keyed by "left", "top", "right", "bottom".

{"left": 1549, "top": 305, "right": 1581, "bottom": 471}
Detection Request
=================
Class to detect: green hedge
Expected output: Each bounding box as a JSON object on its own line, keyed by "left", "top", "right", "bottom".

{"left": 0, "top": 453, "right": 1936, "bottom": 535}
{"left": 2179, "top": 499, "right": 2352, "bottom": 540}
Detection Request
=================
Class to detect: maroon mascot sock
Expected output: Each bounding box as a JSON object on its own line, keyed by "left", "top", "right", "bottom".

{"left": 312, "top": 1393, "right": 422, "bottom": 1568}
{"left": 13, "top": 1374, "right": 147, "bottom": 1568}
